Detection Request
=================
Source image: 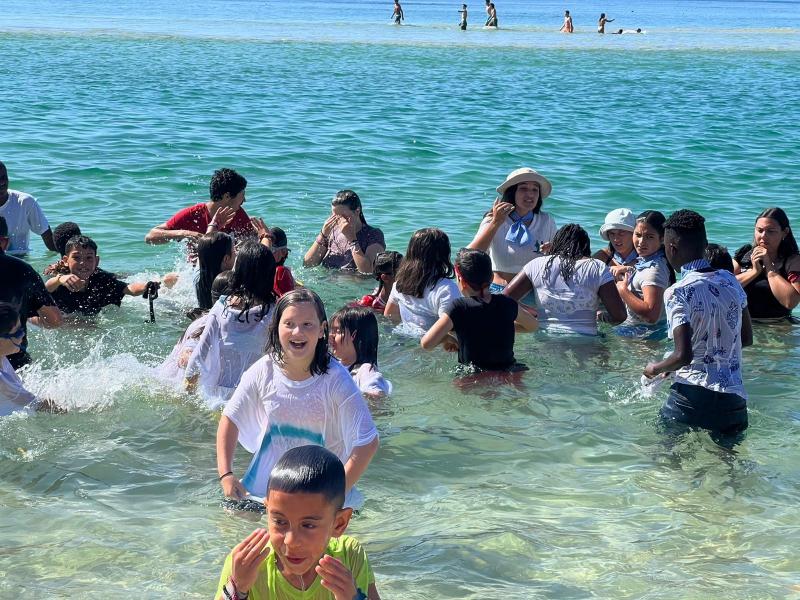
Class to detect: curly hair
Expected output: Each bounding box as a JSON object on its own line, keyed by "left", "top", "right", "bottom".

{"left": 664, "top": 209, "right": 707, "bottom": 253}
{"left": 544, "top": 224, "right": 591, "bottom": 283}
{"left": 209, "top": 168, "right": 247, "bottom": 202}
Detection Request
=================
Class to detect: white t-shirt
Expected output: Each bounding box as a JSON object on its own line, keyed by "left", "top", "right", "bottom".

{"left": 351, "top": 362, "right": 392, "bottom": 397}
{"left": 388, "top": 278, "right": 461, "bottom": 334}
{"left": 522, "top": 256, "right": 614, "bottom": 335}
{"left": 665, "top": 269, "right": 748, "bottom": 398}
{"left": 155, "top": 314, "right": 208, "bottom": 387}
{"left": 624, "top": 253, "right": 672, "bottom": 325}
{"left": 224, "top": 355, "right": 379, "bottom": 498}
{"left": 478, "top": 211, "right": 557, "bottom": 274}
{"left": 0, "top": 357, "right": 38, "bottom": 416}
{"left": 0, "top": 190, "right": 50, "bottom": 256}
{"left": 185, "top": 297, "right": 275, "bottom": 409}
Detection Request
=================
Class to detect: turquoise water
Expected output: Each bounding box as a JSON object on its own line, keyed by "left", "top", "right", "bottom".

{"left": 2, "top": 1, "right": 800, "bottom": 597}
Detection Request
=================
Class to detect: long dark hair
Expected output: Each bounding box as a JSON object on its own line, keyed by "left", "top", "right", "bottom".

{"left": 636, "top": 210, "right": 675, "bottom": 284}
{"left": 332, "top": 189, "right": 367, "bottom": 225}
{"left": 226, "top": 240, "right": 276, "bottom": 322}
{"left": 373, "top": 250, "right": 403, "bottom": 296}
{"left": 455, "top": 247, "right": 492, "bottom": 302}
{"left": 544, "top": 224, "right": 591, "bottom": 283}
{"left": 330, "top": 306, "right": 380, "bottom": 371}
{"left": 754, "top": 207, "right": 799, "bottom": 259}
{"left": 195, "top": 232, "right": 234, "bottom": 309}
{"left": 395, "top": 228, "right": 454, "bottom": 298}
{"left": 266, "top": 288, "right": 330, "bottom": 376}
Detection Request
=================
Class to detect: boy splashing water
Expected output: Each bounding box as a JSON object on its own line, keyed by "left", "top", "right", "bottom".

{"left": 215, "top": 445, "right": 380, "bottom": 600}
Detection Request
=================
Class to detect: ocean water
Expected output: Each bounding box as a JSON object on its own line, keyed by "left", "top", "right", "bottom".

{"left": 2, "top": 1, "right": 800, "bottom": 598}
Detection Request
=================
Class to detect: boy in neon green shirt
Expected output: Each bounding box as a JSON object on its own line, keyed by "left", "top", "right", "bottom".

{"left": 215, "top": 446, "right": 380, "bottom": 600}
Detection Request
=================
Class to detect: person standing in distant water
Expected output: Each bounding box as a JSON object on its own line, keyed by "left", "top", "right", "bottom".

{"left": 459, "top": 4, "right": 468, "bottom": 30}
{"left": 560, "top": 10, "right": 574, "bottom": 33}
{"left": 597, "top": 13, "right": 614, "bottom": 33}
{"left": 392, "top": 0, "right": 404, "bottom": 24}
{"left": 485, "top": 2, "right": 498, "bottom": 27}
{"left": 0, "top": 161, "right": 57, "bottom": 256}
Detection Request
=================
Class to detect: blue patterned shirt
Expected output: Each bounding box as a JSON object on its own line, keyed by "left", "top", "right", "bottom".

{"left": 665, "top": 269, "right": 748, "bottom": 398}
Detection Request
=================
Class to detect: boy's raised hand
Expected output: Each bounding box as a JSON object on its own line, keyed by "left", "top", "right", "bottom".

{"left": 211, "top": 205, "right": 237, "bottom": 230}
{"left": 60, "top": 273, "right": 87, "bottom": 292}
{"left": 316, "top": 554, "right": 359, "bottom": 600}
{"left": 231, "top": 528, "right": 271, "bottom": 593}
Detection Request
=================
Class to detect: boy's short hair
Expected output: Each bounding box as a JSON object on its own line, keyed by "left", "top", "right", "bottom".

{"left": 705, "top": 243, "right": 734, "bottom": 273}
{"left": 664, "top": 209, "right": 707, "bottom": 252}
{"left": 0, "top": 302, "right": 19, "bottom": 335}
{"left": 64, "top": 235, "right": 98, "bottom": 255}
{"left": 267, "top": 445, "right": 346, "bottom": 510}
{"left": 53, "top": 222, "right": 82, "bottom": 256}
{"left": 209, "top": 168, "right": 247, "bottom": 202}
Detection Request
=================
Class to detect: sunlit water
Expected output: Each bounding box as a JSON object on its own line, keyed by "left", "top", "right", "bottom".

{"left": 1, "top": 0, "right": 800, "bottom": 597}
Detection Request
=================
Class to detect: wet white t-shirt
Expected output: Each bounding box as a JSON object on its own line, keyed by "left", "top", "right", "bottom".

{"left": 224, "top": 355, "right": 379, "bottom": 498}
{"left": 522, "top": 256, "right": 614, "bottom": 335}
{"left": 478, "top": 211, "right": 557, "bottom": 274}
{"left": 0, "top": 357, "right": 38, "bottom": 416}
{"left": 388, "top": 278, "right": 461, "bottom": 334}
{"left": 0, "top": 190, "right": 50, "bottom": 255}
{"left": 351, "top": 362, "right": 392, "bottom": 397}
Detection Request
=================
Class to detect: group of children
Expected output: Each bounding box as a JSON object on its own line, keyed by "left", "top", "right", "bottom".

{"left": 2, "top": 160, "right": 799, "bottom": 598}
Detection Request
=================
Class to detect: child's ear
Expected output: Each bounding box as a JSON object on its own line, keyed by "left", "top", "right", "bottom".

{"left": 331, "top": 507, "right": 353, "bottom": 538}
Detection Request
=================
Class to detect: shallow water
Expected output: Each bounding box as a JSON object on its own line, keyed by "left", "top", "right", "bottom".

{"left": 2, "top": 1, "right": 800, "bottom": 598}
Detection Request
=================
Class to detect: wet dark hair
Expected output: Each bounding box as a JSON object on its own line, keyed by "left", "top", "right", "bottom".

{"left": 373, "top": 250, "right": 403, "bottom": 296}
{"left": 330, "top": 306, "right": 380, "bottom": 370}
{"left": 266, "top": 288, "right": 330, "bottom": 376}
{"left": 332, "top": 190, "right": 367, "bottom": 225}
{"left": 544, "top": 224, "right": 591, "bottom": 283}
{"left": 53, "top": 222, "right": 81, "bottom": 256}
{"left": 0, "top": 302, "right": 19, "bottom": 335}
{"left": 209, "top": 168, "right": 247, "bottom": 202}
{"left": 195, "top": 233, "right": 234, "bottom": 309}
{"left": 211, "top": 270, "right": 232, "bottom": 304}
{"left": 455, "top": 247, "right": 492, "bottom": 292}
{"left": 64, "top": 235, "right": 98, "bottom": 254}
{"left": 705, "top": 243, "right": 734, "bottom": 273}
{"left": 226, "top": 240, "right": 276, "bottom": 322}
{"left": 754, "top": 207, "right": 798, "bottom": 259}
{"left": 267, "top": 227, "right": 289, "bottom": 266}
{"left": 267, "top": 445, "right": 346, "bottom": 509}
{"left": 636, "top": 210, "right": 675, "bottom": 284}
{"left": 395, "top": 228, "right": 454, "bottom": 298}
{"left": 664, "top": 210, "right": 707, "bottom": 256}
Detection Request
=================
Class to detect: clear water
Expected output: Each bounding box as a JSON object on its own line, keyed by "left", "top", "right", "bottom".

{"left": 2, "top": 1, "right": 800, "bottom": 598}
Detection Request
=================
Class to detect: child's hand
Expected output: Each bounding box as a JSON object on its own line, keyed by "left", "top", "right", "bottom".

{"left": 60, "top": 274, "right": 87, "bottom": 292}
{"left": 231, "top": 528, "right": 271, "bottom": 593}
{"left": 161, "top": 273, "right": 179, "bottom": 288}
{"left": 490, "top": 197, "right": 515, "bottom": 226}
{"left": 611, "top": 265, "right": 632, "bottom": 280}
{"left": 250, "top": 217, "right": 269, "bottom": 240}
{"left": 337, "top": 214, "right": 357, "bottom": 242}
{"left": 316, "top": 554, "right": 358, "bottom": 600}
{"left": 540, "top": 241, "right": 552, "bottom": 254}
{"left": 643, "top": 363, "right": 660, "bottom": 379}
{"left": 321, "top": 215, "right": 338, "bottom": 238}
{"left": 210, "top": 206, "right": 237, "bottom": 230}
{"left": 221, "top": 474, "right": 248, "bottom": 500}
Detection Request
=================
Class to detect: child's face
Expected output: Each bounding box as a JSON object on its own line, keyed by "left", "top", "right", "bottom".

{"left": 329, "top": 317, "right": 357, "bottom": 367}
{"left": 272, "top": 247, "right": 289, "bottom": 265}
{"left": 513, "top": 181, "right": 541, "bottom": 214}
{"left": 267, "top": 490, "right": 351, "bottom": 581}
{"left": 607, "top": 229, "right": 634, "bottom": 255}
{"left": 633, "top": 222, "right": 662, "bottom": 258}
{"left": 65, "top": 247, "right": 99, "bottom": 280}
{"left": 0, "top": 319, "right": 24, "bottom": 357}
{"left": 278, "top": 302, "right": 326, "bottom": 365}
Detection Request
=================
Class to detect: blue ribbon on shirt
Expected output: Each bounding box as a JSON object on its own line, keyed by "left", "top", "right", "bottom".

{"left": 614, "top": 249, "right": 638, "bottom": 265}
{"left": 505, "top": 211, "right": 534, "bottom": 247}
{"left": 680, "top": 258, "right": 711, "bottom": 274}
{"left": 635, "top": 249, "right": 665, "bottom": 271}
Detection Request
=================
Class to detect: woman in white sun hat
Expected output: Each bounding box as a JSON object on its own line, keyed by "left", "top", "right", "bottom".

{"left": 468, "top": 168, "right": 557, "bottom": 294}
{"left": 592, "top": 208, "right": 638, "bottom": 278}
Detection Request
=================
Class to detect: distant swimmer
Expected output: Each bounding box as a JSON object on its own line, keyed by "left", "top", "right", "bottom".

{"left": 485, "top": 2, "right": 498, "bottom": 27}
{"left": 611, "top": 28, "right": 643, "bottom": 34}
{"left": 560, "top": 10, "right": 574, "bottom": 33}
{"left": 391, "top": 0, "right": 404, "bottom": 24}
{"left": 459, "top": 4, "right": 468, "bottom": 30}
{"left": 597, "top": 13, "right": 614, "bottom": 33}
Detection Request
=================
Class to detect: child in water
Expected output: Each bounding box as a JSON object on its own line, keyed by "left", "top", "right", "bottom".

{"left": 45, "top": 235, "right": 177, "bottom": 316}
{"left": 43, "top": 221, "right": 81, "bottom": 276}
{"left": 384, "top": 228, "right": 462, "bottom": 335}
{"left": 329, "top": 307, "right": 392, "bottom": 399}
{"left": 459, "top": 4, "right": 468, "bottom": 30}
{"left": 195, "top": 232, "right": 235, "bottom": 310}
{"left": 215, "top": 445, "right": 380, "bottom": 600}
{"left": 356, "top": 250, "right": 402, "bottom": 312}
{"left": 391, "top": 0, "right": 404, "bottom": 24}
{"left": 422, "top": 248, "right": 537, "bottom": 371}
{"left": 216, "top": 289, "right": 379, "bottom": 508}
{"left": 560, "top": 10, "right": 574, "bottom": 33}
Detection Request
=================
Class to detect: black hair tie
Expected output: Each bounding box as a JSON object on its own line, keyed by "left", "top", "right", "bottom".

{"left": 143, "top": 281, "right": 161, "bottom": 323}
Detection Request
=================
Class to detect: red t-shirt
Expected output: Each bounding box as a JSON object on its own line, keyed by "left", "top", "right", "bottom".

{"left": 165, "top": 203, "right": 253, "bottom": 237}
{"left": 274, "top": 266, "right": 296, "bottom": 297}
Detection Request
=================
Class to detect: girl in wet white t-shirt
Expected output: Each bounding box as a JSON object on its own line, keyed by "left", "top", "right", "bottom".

{"left": 216, "top": 289, "right": 379, "bottom": 506}
{"left": 329, "top": 306, "right": 392, "bottom": 399}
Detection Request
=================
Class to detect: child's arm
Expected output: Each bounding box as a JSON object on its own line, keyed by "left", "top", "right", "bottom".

{"left": 46, "top": 273, "right": 84, "bottom": 293}
{"left": 216, "top": 415, "right": 248, "bottom": 500}
{"left": 617, "top": 275, "right": 665, "bottom": 324}
{"left": 597, "top": 281, "right": 627, "bottom": 324}
{"left": 124, "top": 273, "right": 178, "bottom": 296}
{"left": 741, "top": 307, "right": 753, "bottom": 348}
{"left": 344, "top": 436, "right": 379, "bottom": 492}
{"left": 420, "top": 314, "right": 454, "bottom": 349}
{"left": 383, "top": 299, "right": 401, "bottom": 324}
{"left": 644, "top": 323, "right": 692, "bottom": 378}
{"left": 514, "top": 304, "right": 539, "bottom": 332}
